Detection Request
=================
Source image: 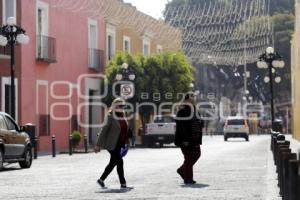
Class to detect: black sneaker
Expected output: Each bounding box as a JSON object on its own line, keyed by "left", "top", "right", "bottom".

{"left": 97, "top": 179, "right": 105, "bottom": 188}
{"left": 184, "top": 180, "right": 196, "bottom": 184}
{"left": 120, "top": 184, "right": 127, "bottom": 189}
{"left": 177, "top": 169, "right": 184, "bottom": 180}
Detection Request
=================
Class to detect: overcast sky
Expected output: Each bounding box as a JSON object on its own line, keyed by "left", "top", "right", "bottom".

{"left": 123, "top": 0, "right": 169, "bottom": 19}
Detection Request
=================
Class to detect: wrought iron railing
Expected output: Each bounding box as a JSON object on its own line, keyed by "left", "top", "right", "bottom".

{"left": 36, "top": 35, "right": 57, "bottom": 63}
{"left": 88, "top": 48, "right": 105, "bottom": 72}
{"left": 0, "top": 46, "right": 10, "bottom": 59}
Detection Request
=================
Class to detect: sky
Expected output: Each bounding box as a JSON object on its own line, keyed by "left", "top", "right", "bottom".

{"left": 123, "top": 0, "right": 169, "bottom": 19}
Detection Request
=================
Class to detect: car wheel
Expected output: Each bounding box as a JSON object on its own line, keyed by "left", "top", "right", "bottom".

{"left": 19, "top": 147, "right": 32, "bottom": 169}
{"left": 159, "top": 142, "right": 164, "bottom": 148}
{"left": 0, "top": 150, "right": 4, "bottom": 171}
{"left": 246, "top": 137, "right": 249, "bottom": 142}
{"left": 224, "top": 137, "right": 228, "bottom": 141}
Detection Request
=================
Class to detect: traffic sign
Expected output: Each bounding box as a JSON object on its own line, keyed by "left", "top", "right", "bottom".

{"left": 120, "top": 83, "right": 134, "bottom": 99}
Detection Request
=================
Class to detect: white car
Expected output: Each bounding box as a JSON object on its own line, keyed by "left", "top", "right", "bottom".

{"left": 142, "top": 115, "right": 176, "bottom": 147}
{"left": 223, "top": 117, "right": 249, "bottom": 141}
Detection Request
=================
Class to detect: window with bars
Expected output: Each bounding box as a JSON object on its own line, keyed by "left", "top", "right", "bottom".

{"left": 39, "top": 114, "right": 50, "bottom": 136}
{"left": 108, "top": 35, "right": 114, "bottom": 60}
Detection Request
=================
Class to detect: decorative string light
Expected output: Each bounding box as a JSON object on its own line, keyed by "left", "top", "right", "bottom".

{"left": 51, "top": 0, "right": 271, "bottom": 65}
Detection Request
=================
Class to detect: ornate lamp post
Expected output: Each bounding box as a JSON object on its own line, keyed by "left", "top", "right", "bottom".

{"left": 257, "top": 47, "right": 285, "bottom": 129}
{"left": 115, "top": 63, "right": 136, "bottom": 99}
{"left": 189, "top": 83, "right": 195, "bottom": 90}
{"left": 115, "top": 63, "right": 136, "bottom": 82}
{"left": 0, "top": 17, "right": 29, "bottom": 119}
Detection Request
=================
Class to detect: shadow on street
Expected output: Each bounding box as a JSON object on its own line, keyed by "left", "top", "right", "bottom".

{"left": 181, "top": 183, "right": 210, "bottom": 189}
{"left": 0, "top": 166, "right": 22, "bottom": 172}
{"left": 96, "top": 187, "right": 134, "bottom": 194}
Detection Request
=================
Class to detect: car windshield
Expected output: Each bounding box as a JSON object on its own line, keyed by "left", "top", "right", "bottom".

{"left": 154, "top": 116, "right": 175, "bottom": 123}
{"left": 227, "top": 119, "right": 245, "bottom": 125}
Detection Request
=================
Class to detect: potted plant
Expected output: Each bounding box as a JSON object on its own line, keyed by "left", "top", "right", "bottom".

{"left": 71, "top": 130, "right": 81, "bottom": 149}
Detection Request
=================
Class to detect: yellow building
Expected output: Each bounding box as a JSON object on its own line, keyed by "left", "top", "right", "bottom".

{"left": 102, "top": 0, "right": 182, "bottom": 142}
{"left": 104, "top": 0, "right": 182, "bottom": 61}
{"left": 291, "top": 0, "right": 300, "bottom": 140}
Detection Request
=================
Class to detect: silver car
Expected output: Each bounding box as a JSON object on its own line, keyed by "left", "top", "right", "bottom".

{"left": 223, "top": 117, "right": 249, "bottom": 141}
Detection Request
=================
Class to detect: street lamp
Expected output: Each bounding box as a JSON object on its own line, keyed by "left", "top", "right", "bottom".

{"left": 256, "top": 47, "right": 285, "bottom": 129}
{"left": 115, "top": 62, "right": 135, "bottom": 98}
{"left": 249, "top": 96, "right": 253, "bottom": 102}
{"left": 115, "top": 62, "right": 136, "bottom": 81}
{"left": 189, "top": 83, "right": 195, "bottom": 89}
{"left": 0, "top": 17, "right": 30, "bottom": 119}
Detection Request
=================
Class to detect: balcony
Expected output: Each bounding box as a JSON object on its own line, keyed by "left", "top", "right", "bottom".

{"left": 36, "top": 35, "right": 57, "bottom": 63}
{"left": 0, "top": 46, "right": 11, "bottom": 60}
{"left": 88, "top": 48, "right": 105, "bottom": 72}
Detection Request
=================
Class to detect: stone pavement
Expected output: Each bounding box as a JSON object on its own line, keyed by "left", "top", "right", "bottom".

{"left": 0, "top": 135, "right": 282, "bottom": 200}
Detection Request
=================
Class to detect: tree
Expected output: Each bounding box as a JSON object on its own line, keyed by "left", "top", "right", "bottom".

{"left": 272, "top": 12, "right": 294, "bottom": 100}
{"left": 270, "top": 0, "right": 294, "bottom": 14}
{"left": 104, "top": 51, "right": 194, "bottom": 125}
{"left": 164, "top": 0, "right": 295, "bottom": 103}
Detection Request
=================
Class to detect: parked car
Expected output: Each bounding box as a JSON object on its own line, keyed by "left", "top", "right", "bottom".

{"left": 0, "top": 112, "right": 33, "bottom": 170}
{"left": 142, "top": 115, "right": 176, "bottom": 147}
{"left": 223, "top": 116, "right": 249, "bottom": 141}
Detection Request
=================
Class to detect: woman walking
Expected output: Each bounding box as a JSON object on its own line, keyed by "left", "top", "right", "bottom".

{"left": 94, "top": 98, "right": 131, "bottom": 189}
{"left": 175, "top": 92, "right": 203, "bottom": 184}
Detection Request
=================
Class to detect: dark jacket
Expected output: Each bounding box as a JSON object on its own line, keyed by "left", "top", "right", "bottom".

{"left": 96, "top": 113, "right": 132, "bottom": 151}
{"left": 175, "top": 105, "right": 203, "bottom": 147}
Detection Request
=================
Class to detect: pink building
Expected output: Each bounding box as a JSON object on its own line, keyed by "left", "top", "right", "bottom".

{"left": 0, "top": 0, "right": 106, "bottom": 151}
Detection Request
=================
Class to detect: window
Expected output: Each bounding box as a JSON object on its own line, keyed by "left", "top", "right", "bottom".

{"left": 36, "top": 1, "right": 50, "bottom": 60}
{"left": 123, "top": 36, "right": 131, "bottom": 53}
{"left": 227, "top": 119, "right": 246, "bottom": 126}
{"left": 157, "top": 45, "right": 163, "bottom": 54}
{"left": 5, "top": 116, "right": 18, "bottom": 131}
{"left": 2, "top": 77, "right": 18, "bottom": 122}
{"left": 88, "top": 19, "right": 98, "bottom": 49}
{"left": 88, "top": 19, "right": 99, "bottom": 69}
{"left": 124, "top": 40, "right": 129, "bottom": 52}
{"left": 37, "top": 9, "right": 42, "bottom": 34}
{"left": 106, "top": 24, "right": 116, "bottom": 60}
{"left": 4, "top": 84, "right": 11, "bottom": 114}
{"left": 154, "top": 116, "right": 175, "bottom": 123}
{"left": 36, "top": 1, "right": 48, "bottom": 36}
{"left": 143, "top": 44, "right": 150, "bottom": 55}
{"left": 39, "top": 114, "right": 50, "bottom": 136}
{"left": 2, "top": 0, "right": 16, "bottom": 25}
{"left": 142, "top": 38, "right": 151, "bottom": 56}
{"left": 0, "top": 115, "right": 7, "bottom": 130}
{"left": 108, "top": 35, "right": 113, "bottom": 59}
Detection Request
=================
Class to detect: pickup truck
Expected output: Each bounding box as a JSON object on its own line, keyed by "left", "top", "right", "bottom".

{"left": 142, "top": 115, "right": 176, "bottom": 147}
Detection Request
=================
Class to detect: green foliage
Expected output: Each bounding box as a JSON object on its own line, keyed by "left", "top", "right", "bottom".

{"left": 71, "top": 131, "right": 81, "bottom": 148}
{"left": 164, "top": 0, "right": 295, "bottom": 101}
{"left": 232, "top": 16, "right": 270, "bottom": 39}
{"left": 104, "top": 51, "right": 194, "bottom": 123}
{"left": 270, "top": 0, "right": 294, "bottom": 14}
{"left": 165, "top": 0, "right": 295, "bottom": 12}
{"left": 272, "top": 12, "right": 294, "bottom": 97}
{"left": 273, "top": 12, "right": 294, "bottom": 53}
{"left": 105, "top": 51, "right": 194, "bottom": 103}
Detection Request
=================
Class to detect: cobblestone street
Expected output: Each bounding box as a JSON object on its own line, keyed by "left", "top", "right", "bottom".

{"left": 0, "top": 135, "right": 281, "bottom": 200}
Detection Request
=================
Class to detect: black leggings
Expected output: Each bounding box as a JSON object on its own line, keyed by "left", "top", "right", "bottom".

{"left": 100, "top": 147, "right": 126, "bottom": 184}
